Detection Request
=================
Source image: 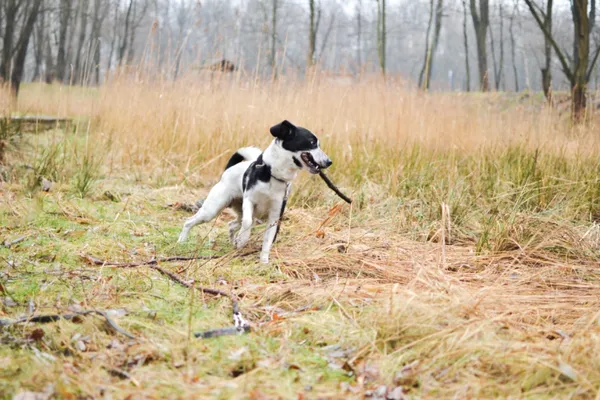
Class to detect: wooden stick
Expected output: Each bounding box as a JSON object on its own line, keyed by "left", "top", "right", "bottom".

{"left": 319, "top": 171, "right": 352, "bottom": 204}
{"left": 0, "top": 310, "right": 135, "bottom": 339}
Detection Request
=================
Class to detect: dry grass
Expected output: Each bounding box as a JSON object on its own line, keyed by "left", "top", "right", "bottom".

{"left": 1, "top": 75, "right": 600, "bottom": 399}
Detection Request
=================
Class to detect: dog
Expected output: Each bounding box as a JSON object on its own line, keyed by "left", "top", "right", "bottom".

{"left": 177, "top": 120, "right": 332, "bottom": 264}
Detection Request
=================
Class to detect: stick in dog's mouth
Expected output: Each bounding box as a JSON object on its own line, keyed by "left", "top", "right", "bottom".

{"left": 318, "top": 171, "right": 352, "bottom": 204}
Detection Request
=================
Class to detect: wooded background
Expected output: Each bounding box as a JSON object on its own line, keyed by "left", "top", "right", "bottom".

{"left": 2, "top": 1, "right": 599, "bottom": 117}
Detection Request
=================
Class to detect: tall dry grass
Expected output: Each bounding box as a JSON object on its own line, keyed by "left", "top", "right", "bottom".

{"left": 13, "top": 73, "right": 600, "bottom": 174}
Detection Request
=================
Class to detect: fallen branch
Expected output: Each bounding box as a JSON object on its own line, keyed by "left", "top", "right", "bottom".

{"left": 3, "top": 236, "right": 27, "bottom": 248}
{"left": 85, "top": 254, "right": 250, "bottom": 338}
{"left": 195, "top": 325, "right": 251, "bottom": 339}
{"left": 82, "top": 254, "right": 220, "bottom": 268}
{"left": 0, "top": 310, "right": 135, "bottom": 339}
{"left": 319, "top": 171, "right": 352, "bottom": 204}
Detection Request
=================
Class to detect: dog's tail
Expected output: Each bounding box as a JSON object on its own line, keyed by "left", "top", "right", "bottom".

{"left": 224, "top": 147, "right": 262, "bottom": 170}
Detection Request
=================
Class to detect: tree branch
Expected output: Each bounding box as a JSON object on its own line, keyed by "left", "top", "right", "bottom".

{"left": 523, "top": 0, "right": 574, "bottom": 82}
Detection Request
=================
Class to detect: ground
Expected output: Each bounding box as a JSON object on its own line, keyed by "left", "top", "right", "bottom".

{"left": 1, "top": 81, "right": 600, "bottom": 399}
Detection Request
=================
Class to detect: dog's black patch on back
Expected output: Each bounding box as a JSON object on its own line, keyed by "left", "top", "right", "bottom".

{"left": 224, "top": 151, "right": 246, "bottom": 170}
{"left": 280, "top": 127, "right": 319, "bottom": 152}
{"left": 243, "top": 154, "right": 272, "bottom": 191}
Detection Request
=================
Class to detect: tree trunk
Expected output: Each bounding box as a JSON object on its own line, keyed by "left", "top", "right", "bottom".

{"left": 127, "top": 0, "right": 148, "bottom": 65}
{"left": 74, "top": 0, "right": 90, "bottom": 85}
{"left": 118, "top": 0, "right": 134, "bottom": 66}
{"left": 418, "top": 0, "right": 435, "bottom": 89}
{"left": 420, "top": 0, "right": 443, "bottom": 90}
{"left": 173, "top": 1, "right": 188, "bottom": 81}
{"left": 462, "top": 0, "right": 471, "bottom": 91}
{"left": 470, "top": 0, "right": 490, "bottom": 91}
{"left": 11, "top": 0, "right": 43, "bottom": 96}
{"left": 572, "top": 0, "right": 589, "bottom": 122}
{"left": 0, "top": 0, "right": 18, "bottom": 84}
{"left": 308, "top": 0, "right": 316, "bottom": 68}
{"left": 541, "top": 0, "right": 553, "bottom": 101}
{"left": 44, "top": 25, "right": 55, "bottom": 83}
{"left": 496, "top": 4, "right": 505, "bottom": 90}
{"left": 509, "top": 1, "right": 519, "bottom": 92}
{"left": 32, "top": 5, "right": 45, "bottom": 81}
{"left": 356, "top": 0, "right": 362, "bottom": 73}
{"left": 56, "top": 0, "right": 71, "bottom": 83}
{"left": 381, "top": 0, "right": 386, "bottom": 75}
{"left": 106, "top": 1, "right": 119, "bottom": 78}
{"left": 270, "top": 0, "right": 278, "bottom": 77}
{"left": 89, "top": 0, "right": 107, "bottom": 86}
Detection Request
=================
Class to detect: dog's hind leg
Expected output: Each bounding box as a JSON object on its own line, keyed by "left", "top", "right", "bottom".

{"left": 177, "top": 182, "right": 230, "bottom": 243}
{"left": 228, "top": 204, "right": 242, "bottom": 244}
{"left": 259, "top": 201, "right": 285, "bottom": 264}
{"left": 234, "top": 197, "right": 254, "bottom": 249}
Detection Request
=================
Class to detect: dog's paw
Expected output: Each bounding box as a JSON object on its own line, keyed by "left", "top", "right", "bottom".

{"left": 177, "top": 232, "right": 188, "bottom": 243}
{"left": 260, "top": 252, "right": 270, "bottom": 264}
{"left": 234, "top": 232, "right": 249, "bottom": 249}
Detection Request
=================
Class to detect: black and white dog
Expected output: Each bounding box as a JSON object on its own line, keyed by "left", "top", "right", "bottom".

{"left": 177, "top": 120, "right": 332, "bottom": 264}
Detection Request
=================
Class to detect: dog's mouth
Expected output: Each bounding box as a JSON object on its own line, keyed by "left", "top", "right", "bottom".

{"left": 300, "top": 152, "right": 321, "bottom": 174}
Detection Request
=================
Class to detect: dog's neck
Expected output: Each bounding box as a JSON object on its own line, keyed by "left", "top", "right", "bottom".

{"left": 262, "top": 140, "right": 301, "bottom": 182}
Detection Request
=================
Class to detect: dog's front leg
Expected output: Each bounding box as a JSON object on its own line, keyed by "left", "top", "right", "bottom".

{"left": 234, "top": 197, "right": 254, "bottom": 249}
{"left": 260, "top": 205, "right": 283, "bottom": 264}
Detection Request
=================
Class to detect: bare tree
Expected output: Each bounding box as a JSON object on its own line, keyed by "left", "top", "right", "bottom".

{"left": 419, "top": 0, "right": 444, "bottom": 90}
{"left": 307, "top": 0, "right": 321, "bottom": 68}
{"left": 32, "top": 2, "right": 46, "bottom": 81}
{"left": 74, "top": 0, "right": 90, "bottom": 85}
{"left": 89, "top": 0, "right": 109, "bottom": 85}
{"left": 356, "top": 0, "right": 363, "bottom": 73}
{"left": 470, "top": 0, "right": 490, "bottom": 91}
{"left": 462, "top": 0, "right": 471, "bottom": 91}
{"left": 490, "top": 3, "right": 505, "bottom": 90}
{"left": 174, "top": 0, "right": 191, "bottom": 81}
{"left": 56, "top": 0, "right": 72, "bottom": 83}
{"left": 376, "top": 0, "right": 386, "bottom": 75}
{"left": 270, "top": 0, "right": 278, "bottom": 77}
{"left": 509, "top": 1, "right": 520, "bottom": 92}
{"left": 419, "top": 0, "right": 435, "bottom": 88}
{"left": 9, "top": 0, "right": 43, "bottom": 96}
{"left": 524, "top": 0, "right": 598, "bottom": 121}
{"left": 1, "top": 0, "right": 42, "bottom": 96}
{"left": 118, "top": 0, "right": 134, "bottom": 66}
{"left": 0, "top": 0, "right": 19, "bottom": 84}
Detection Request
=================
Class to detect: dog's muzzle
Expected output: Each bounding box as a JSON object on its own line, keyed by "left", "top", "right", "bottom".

{"left": 301, "top": 152, "right": 332, "bottom": 174}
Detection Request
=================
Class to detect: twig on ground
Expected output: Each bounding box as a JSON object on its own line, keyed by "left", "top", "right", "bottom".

{"left": 0, "top": 310, "right": 135, "bottom": 339}
{"left": 319, "top": 171, "right": 352, "bottom": 204}
{"left": 84, "top": 254, "right": 251, "bottom": 338}
{"left": 195, "top": 325, "right": 251, "bottom": 339}
{"left": 3, "top": 236, "right": 27, "bottom": 248}
{"left": 82, "top": 254, "right": 220, "bottom": 268}
{"left": 106, "top": 367, "right": 141, "bottom": 387}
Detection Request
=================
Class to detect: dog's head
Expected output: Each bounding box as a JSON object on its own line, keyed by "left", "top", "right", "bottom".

{"left": 270, "top": 120, "right": 332, "bottom": 174}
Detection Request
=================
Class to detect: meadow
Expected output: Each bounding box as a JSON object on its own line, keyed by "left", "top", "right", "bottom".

{"left": 1, "top": 73, "right": 600, "bottom": 399}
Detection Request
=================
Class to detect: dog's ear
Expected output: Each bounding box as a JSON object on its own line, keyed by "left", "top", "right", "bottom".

{"left": 270, "top": 120, "right": 296, "bottom": 139}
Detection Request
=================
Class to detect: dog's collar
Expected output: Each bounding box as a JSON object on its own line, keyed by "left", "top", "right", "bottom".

{"left": 270, "top": 173, "right": 287, "bottom": 184}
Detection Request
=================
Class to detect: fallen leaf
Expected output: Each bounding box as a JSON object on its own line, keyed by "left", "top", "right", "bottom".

{"left": 559, "top": 362, "right": 578, "bottom": 381}
{"left": 28, "top": 328, "right": 45, "bottom": 341}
